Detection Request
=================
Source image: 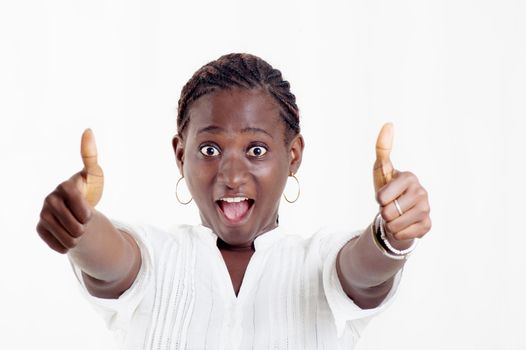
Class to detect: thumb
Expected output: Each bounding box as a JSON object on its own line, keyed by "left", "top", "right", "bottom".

{"left": 80, "top": 128, "right": 104, "bottom": 207}
{"left": 373, "top": 122, "right": 395, "bottom": 192}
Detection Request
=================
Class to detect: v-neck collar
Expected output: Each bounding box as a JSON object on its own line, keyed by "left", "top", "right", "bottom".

{"left": 193, "top": 224, "right": 284, "bottom": 251}
{"left": 193, "top": 224, "right": 285, "bottom": 303}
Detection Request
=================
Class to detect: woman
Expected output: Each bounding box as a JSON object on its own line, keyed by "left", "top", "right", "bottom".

{"left": 36, "top": 53, "right": 431, "bottom": 349}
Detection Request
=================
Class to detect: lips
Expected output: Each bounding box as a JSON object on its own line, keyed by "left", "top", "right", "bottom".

{"left": 216, "top": 197, "right": 255, "bottom": 224}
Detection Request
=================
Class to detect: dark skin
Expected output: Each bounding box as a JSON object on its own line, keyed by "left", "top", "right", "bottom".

{"left": 172, "top": 88, "right": 304, "bottom": 295}
{"left": 36, "top": 87, "right": 431, "bottom": 305}
{"left": 173, "top": 88, "right": 303, "bottom": 248}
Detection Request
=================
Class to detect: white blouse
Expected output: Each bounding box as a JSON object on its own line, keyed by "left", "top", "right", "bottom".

{"left": 69, "top": 221, "right": 402, "bottom": 350}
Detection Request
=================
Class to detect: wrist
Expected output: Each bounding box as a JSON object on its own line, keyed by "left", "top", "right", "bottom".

{"left": 372, "top": 213, "right": 418, "bottom": 260}
{"left": 384, "top": 230, "right": 415, "bottom": 251}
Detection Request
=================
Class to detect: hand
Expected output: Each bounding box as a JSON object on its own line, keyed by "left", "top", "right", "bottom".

{"left": 36, "top": 129, "right": 105, "bottom": 253}
{"left": 373, "top": 123, "right": 431, "bottom": 242}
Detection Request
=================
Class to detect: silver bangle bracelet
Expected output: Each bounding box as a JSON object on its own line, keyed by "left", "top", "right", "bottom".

{"left": 371, "top": 215, "right": 406, "bottom": 260}
{"left": 373, "top": 213, "right": 418, "bottom": 259}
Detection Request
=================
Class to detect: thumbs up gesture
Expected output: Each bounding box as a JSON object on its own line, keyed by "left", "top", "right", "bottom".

{"left": 36, "top": 129, "right": 104, "bottom": 254}
{"left": 373, "top": 123, "right": 431, "bottom": 242}
{"left": 80, "top": 128, "right": 104, "bottom": 206}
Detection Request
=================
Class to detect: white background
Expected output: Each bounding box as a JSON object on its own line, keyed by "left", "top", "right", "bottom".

{"left": 1, "top": 0, "right": 524, "bottom": 349}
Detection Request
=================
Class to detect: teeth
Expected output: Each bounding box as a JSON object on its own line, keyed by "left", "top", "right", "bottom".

{"left": 220, "top": 197, "right": 249, "bottom": 203}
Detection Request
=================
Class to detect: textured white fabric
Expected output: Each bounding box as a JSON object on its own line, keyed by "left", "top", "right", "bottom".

{"left": 69, "top": 221, "right": 403, "bottom": 350}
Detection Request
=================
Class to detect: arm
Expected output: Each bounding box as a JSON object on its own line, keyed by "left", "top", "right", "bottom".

{"left": 336, "top": 223, "right": 414, "bottom": 309}
{"left": 36, "top": 129, "right": 141, "bottom": 299}
{"left": 67, "top": 210, "right": 142, "bottom": 299}
{"left": 37, "top": 181, "right": 142, "bottom": 299}
{"left": 337, "top": 124, "right": 431, "bottom": 309}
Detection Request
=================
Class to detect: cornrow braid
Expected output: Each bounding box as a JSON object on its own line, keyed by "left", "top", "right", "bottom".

{"left": 177, "top": 53, "right": 300, "bottom": 144}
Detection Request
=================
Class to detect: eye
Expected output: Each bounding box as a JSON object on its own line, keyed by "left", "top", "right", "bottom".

{"left": 200, "top": 145, "right": 221, "bottom": 157}
{"left": 247, "top": 145, "right": 267, "bottom": 157}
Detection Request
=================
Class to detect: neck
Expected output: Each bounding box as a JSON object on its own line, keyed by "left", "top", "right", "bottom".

{"left": 217, "top": 238, "right": 255, "bottom": 252}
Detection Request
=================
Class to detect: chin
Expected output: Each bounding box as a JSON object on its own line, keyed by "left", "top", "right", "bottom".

{"left": 214, "top": 222, "right": 255, "bottom": 244}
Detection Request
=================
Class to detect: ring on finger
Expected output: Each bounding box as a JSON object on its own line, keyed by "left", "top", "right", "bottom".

{"left": 394, "top": 199, "right": 404, "bottom": 216}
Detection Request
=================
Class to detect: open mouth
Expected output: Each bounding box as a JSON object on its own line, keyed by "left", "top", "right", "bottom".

{"left": 216, "top": 197, "right": 255, "bottom": 224}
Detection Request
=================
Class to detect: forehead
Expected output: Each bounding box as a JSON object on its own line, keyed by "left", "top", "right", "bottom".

{"left": 185, "top": 88, "right": 283, "bottom": 136}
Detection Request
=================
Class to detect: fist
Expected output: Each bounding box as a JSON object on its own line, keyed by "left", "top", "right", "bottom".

{"left": 373, "top": 123, "right": 431, "bottom": 241}
{"left": 36, "top": 129, "right": 104, "bottom": 253}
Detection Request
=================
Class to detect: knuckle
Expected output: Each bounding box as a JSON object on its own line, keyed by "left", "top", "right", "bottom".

{"left": 417, "top": 221, "right": 431, "bottom": 238}
{"left": 36, "top": 223, "right": 46, "bottom": 238}
{"left": 416, "top": 187, "right": 428, "bottom": 199}
{"left": 39, "top": 210, "right": 52, "bottom": 223}
{"left": 385, "top": 221, "right": 396, "bottom": 234}
{"left": 44, "top": 193, "right": 60, "bottom": 209}
{"left": 36, "top": 228, "right": 70, "bottom": 253}
{"left": 70, "top": 224, "right": 85, "bottom": 238}
{"left": 56, "top": 182, "right": 67, "bottom": 194}
{"left": 36, "top": 221, "right": 47, "bottom": 234}
{"left": 424, "top": 204, "right": 431, "bottom": 214}
{"left": 418, "top": 200, "right": 431, "bottom": 215}
{"left": 418, "top": 212, "right": 428, "bottom": 224}
{"left": 44, "top": 194, "right": 54, "bottom": 206}
{"left": 61, "top": 236, "right": 77, "bottom": 249}
{"left": 59, "top": 179, "right": 74, "bottom": 190}
{"left": 403, "top": 171, "right": 416, "bottom": 180}
{"left": 391, "top": 231, "right": 402, "bottom": 241}
{"left": 59, "top": 179, "right": 81, "bottom": 197}
{"left": 416, "top": 201, "right": 428, "bottom": 214}
{"left": 406, "top": 172, "right": 421, "bottom": 187}
{"left": 78, "top": 206, "right": 92, "bottom": 225}
{"left": 380, "top": 206, "right": 390, "bottom": 220}
{"left": 425, "top": 218, "right": 432, "bottom": 231}
{"left": 55, "top": 246, "right": 69, "bottom": 254}
{"left": 375, "top": 191, "right": 382, "bottom": 204}
{"left": 84, "top": 208, "right": 93, "bottom": 223}
{"left": 376, "top": 191, "right": 388, "bottom": 206}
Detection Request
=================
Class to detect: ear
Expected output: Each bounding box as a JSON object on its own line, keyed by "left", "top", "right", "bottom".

{"left": 172, "top": 134, "right": 185, "bottom": 176}
{"left": 288, "top": 134, "right": 305, "bottom": 175}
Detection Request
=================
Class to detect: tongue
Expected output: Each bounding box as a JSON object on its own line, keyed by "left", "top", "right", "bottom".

{"left": 221, "top": 200, "right": 250, "bottom": 221}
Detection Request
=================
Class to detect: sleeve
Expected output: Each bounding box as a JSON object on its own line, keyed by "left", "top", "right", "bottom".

{"left": 67, "top": 219, "right": 154, "bottom": 335}
{"left": 318, "top": 226, "right": 404, "bottom": 338}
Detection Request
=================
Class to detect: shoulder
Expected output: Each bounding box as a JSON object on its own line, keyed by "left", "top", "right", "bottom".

{"left": 267, "top": 225, "right": 363, "bottom": 256}
{"left": 112, "top": 220, "right": 207, "bottom": 251}
{"left": 304, "top": 225, "right": 364, "bottom": 257}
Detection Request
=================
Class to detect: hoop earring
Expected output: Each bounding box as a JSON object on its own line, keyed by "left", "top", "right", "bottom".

{"left": 283, "top": 172, "right": 300, "bottom": 203}
{"left": 176, "top": 176, "right": 193, "bottom": 205}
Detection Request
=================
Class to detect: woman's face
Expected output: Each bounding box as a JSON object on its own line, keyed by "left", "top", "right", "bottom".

{"left": 172, "top": 88, "right": 304, "bottom": 248}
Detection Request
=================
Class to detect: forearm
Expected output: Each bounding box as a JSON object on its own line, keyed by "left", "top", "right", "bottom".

{"left": 67, "top": 210, "right": 139, "bottom": 284}
{"left": 336, "top": 223, "right": 414, "bottom": 308}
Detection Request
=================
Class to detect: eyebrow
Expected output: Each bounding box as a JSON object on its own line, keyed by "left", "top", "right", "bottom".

{"left": 197, "top": 125, "right": 274, "bottom": 139}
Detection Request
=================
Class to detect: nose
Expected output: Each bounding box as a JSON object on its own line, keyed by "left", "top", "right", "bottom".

{"left": 217, "top": 151, "right": 249, "bottom": 190}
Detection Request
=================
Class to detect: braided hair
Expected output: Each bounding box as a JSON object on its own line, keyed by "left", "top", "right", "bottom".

{"left": 177, "top": 53, "right": 300, "bottom": 144}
